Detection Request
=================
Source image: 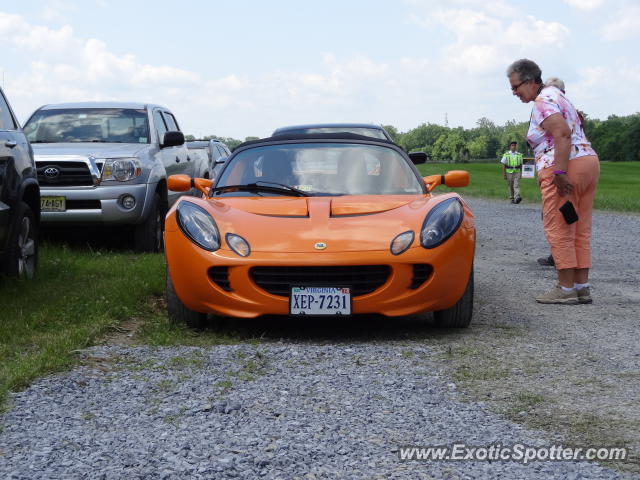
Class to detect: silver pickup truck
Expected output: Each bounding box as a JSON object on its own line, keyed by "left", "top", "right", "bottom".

{"left": 23, "top": 102, "right": 203, "bottom": 252}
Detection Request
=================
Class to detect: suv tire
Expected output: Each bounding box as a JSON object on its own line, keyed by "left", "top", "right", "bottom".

{"left": 166, "top": 266, "right": 207, "bottom": 329}
{"left": 433, "top": 267, "right": 474, "bottom": 328}
{"left": 2, "top": 202, "right": 38, "bottom": 279}
{"left": 134, "top": 193, "right": 164, "bottom": 253}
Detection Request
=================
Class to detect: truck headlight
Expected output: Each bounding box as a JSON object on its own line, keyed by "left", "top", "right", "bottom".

{"left": 177, "top": 201, "right": 220, "bottom": 251}
{"left": 420, "top": 198, "right": 464, "bottom": 249}
{"left": 101, "top": 158, "right": 142, "bottom": 182}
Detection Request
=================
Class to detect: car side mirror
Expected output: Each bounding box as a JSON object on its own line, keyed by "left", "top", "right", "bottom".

{"left": 168, "top": 174, "right": 192, "bottom": 191}
{"left": 423, "top": 170, "right": 469, "bottom": 192}
{"left": 168, "top": 174, "right": 213, "bottom": 195}
{"left": 408, "top": 151, "right": 428, "bottom": 165}
{"left": 162, "top": 131, "right": 185, "bottom": 148}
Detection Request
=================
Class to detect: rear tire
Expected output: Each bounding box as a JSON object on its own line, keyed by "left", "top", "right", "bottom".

{"left": 433, "top": 267, "right": 474, "bottom": 328}
{"left": 134, "top": 193, "right": 164, "bottom": 253}
{"left": 166, "top": 266, "right": 207, "bottom": 329}
{"left": 2, "top": 202, "right": 38, "bottom": 279}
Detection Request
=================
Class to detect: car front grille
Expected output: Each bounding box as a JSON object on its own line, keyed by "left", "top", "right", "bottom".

{"left": 409, "top": 264, "right": 433, "bottom": 289}
{"left": 209, "top": 267, "right": 232, "bottom": 291}
{"left": 37, "top": 161, "right": 94, "bottom": 186}
{"left": 249, "top": 265, "right": 391, "bottom": 297}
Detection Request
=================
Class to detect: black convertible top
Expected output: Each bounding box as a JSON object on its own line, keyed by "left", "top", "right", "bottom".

{"left": 233, "top": 132, "right": 397, "bottom": 151}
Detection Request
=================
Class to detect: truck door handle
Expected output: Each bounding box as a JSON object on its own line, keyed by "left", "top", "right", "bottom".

{"left": 175, "top": 156, "right": 180, "bottom": 163}
{"left": 4, "top": 140, "right": 17, "bottom": 148}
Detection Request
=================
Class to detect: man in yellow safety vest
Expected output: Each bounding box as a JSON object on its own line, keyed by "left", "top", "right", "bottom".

{"left": 501, "top": 141, "right": 523, "bottom": 204}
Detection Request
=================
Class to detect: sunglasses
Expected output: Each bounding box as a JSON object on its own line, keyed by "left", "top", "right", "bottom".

{"left": 511, "top": 80, "right": 529, "bottom": 92}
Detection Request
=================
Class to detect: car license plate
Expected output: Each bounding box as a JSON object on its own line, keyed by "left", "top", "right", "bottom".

{"left": 290, "top": 287, "right": 351, "bottom": 315}
{"left": 41, "top": 196, "right": 66, "bottom": 212}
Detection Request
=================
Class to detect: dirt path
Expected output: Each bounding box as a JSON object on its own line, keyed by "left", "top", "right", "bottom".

{"left": 429, "top": 196, "right": 640, "bottom": 474}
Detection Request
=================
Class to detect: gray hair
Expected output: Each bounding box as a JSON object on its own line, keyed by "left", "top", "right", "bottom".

{"left": 544, "top": 76, "right": 565, "bottom": 93}
{"left": 506, "top": 59, "right": 542, "bottom": 84}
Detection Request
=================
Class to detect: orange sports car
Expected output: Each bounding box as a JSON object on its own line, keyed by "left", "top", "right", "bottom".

{"left": 164, "top": 133, "right": 475, "bottom": 328}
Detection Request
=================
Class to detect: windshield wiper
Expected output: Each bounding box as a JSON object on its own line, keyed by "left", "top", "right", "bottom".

{"left": 210, "top": 181, "right": 310, "bottom": 197}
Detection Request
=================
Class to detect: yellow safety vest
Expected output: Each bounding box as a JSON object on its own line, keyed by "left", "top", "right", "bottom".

{"left": 503, "top": 152, "right": 523, "bottom": 173}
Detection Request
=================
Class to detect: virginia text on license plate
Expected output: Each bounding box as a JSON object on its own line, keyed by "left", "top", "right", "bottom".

{"left": 290, "top": 287, "right": 351, "bottom": 315}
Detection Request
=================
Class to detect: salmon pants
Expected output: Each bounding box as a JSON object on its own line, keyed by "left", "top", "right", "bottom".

{"left": 538, "top": 156, "right": 600, "bottom": 270}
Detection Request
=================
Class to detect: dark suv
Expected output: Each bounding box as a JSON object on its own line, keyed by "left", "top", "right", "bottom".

{"left": 0, "top": 87, "right": 40, "bottom": 278}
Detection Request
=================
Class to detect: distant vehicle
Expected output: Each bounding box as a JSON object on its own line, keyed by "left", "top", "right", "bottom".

{"left": 164, "top": 133, "right": 474, "bottom": 329}
{"left": 0, "top": 87, "right": 40, "bottom": 278}
{"left": 273, "top": 123, "right": 394, "bottom": 142}
{"left": 186, "top": 139, "right": 231, "bottom": 180}
{"left": 23, "top": 102, "right": 205, "bottom": 252}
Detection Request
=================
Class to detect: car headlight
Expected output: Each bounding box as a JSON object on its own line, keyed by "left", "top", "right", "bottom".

{"left": 226, "top": 233, "right": 251, "bottom": 257}
{"left": 390, "top": 231, "right": 414, "bottom": 255}
{"left": 420, "top": 198, "right": 464, "bottom": 249}
{"left": 177, "top": 201, "right": 220, "bottom": 251}
{"left": 101, "top": 158, "right": 142, "bottom": 182}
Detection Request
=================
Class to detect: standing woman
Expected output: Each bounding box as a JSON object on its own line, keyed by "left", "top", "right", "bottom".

{"left": 506, "top": 59, "right": 600, "bottom": 304}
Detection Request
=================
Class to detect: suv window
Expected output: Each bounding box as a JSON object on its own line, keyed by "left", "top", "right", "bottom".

{"left": 163, "top": 112, "right": 179, "bottom": 131}
{"left": 0, "top": 92, "right": 17, "bottom": 130}
{"left": 153, "top": 110, "right": 168, "bottom": 140}
{"left": 216, "top": 145, "right": 227, "bottom": 159}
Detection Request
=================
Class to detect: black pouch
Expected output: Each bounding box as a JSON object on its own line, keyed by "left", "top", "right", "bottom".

{"left": 559, "top": 201, "right": 579, "bottom": 224}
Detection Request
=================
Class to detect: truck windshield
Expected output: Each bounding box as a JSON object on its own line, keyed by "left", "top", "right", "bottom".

{"left": 23, "top": 108, "right": 150, "bottom": 144}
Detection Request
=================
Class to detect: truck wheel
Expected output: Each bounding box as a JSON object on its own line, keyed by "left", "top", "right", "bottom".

{"left": 134, "top": 193, "right": 164, "bottom": 253}
{"left": 166, "top": 266, "right": 207, "bottom": 329}
{"left": 433, "top": 267, "right": 474, "bottom": 328}
{"left": 2, "top": 202, "right": 38, "bottom": 279}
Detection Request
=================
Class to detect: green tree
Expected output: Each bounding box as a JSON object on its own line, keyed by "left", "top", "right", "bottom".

{"left": 468, "top": 135, "right": 489, "bottom": 160}
{"left": 381, "top": 124, "right": 400, "bottom": 143}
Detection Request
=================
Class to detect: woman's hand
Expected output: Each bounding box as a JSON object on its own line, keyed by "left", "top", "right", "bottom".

{"left": 552, "top": 173, "right": 573, "bottom": 196}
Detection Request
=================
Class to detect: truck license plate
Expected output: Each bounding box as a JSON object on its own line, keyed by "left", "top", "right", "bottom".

{"left": 290, "top": 287, "right": 351, "bottom": 315}
{"left": 41, "top": 196, "right": 66, "bottom": 212}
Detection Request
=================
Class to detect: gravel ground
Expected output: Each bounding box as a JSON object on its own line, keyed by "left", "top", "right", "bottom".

{"left": 0, "top": 195, "right": 638, "bottom": 479}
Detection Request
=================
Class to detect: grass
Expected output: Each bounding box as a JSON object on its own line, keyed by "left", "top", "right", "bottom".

{"left": 417, "top": 161, "right": 640, "bottom": 212}
{"left": 0, "top": 243, "right": 165, "bottom": 410}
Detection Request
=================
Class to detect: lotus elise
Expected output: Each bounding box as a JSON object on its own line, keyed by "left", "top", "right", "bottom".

{"left": 164, "top": 133, "right": 475, "bottom": 328}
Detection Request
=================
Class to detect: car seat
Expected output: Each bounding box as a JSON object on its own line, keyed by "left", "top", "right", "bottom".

{"left": 259, "top": 150, "right": 295, "bottom": 185}
{"left": 337, "top": 150, "right": 370, "bottom": 194}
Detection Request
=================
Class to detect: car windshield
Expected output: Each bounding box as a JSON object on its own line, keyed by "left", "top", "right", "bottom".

{"left": 213, "top": 143, "right": 424, "bottom": 197}
{"left": 276, "top": 127, "right": 388, "bottom": 140}
{"left": 23, "top": 108, "right": 150, "bottom": 144}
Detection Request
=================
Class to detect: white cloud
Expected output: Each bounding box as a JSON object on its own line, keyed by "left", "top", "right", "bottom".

{"left": 504, "top": 16, "right": 570, "bottom": 47}
{"left": 600, "top": 5, "right": 640, "bottom": 41}
{"left": 563, "top": 0, "right": 606, "bottom": 10}
{"left": 40, "top": 0, "right": 73, "bottom": 23}
{"left": 410, "top": 4, "right": 570, "bottom": 74}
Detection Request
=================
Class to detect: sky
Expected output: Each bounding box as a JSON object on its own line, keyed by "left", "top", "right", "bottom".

{"left": 1, "top": 0, "right": 639, "bottom": 139}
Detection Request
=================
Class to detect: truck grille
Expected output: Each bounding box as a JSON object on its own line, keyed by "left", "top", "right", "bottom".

{"left": 250, "top": 265, "right": 390, "bottom": 297}
{"left": 36, "top": 161, "right": 94, "bottom": 187}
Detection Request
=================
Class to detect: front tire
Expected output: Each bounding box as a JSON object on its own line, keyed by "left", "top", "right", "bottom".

{"left": 166, "top": 266, "right": 207, "bottom": 329}
{"left": 134, "top": 193, "right": 164, "bottom": 253}
{"left": 433, "top": 267, "right": 474, "bottom": 328}
{"left": 2, "top": 202, "right": 38, "bottom": 279}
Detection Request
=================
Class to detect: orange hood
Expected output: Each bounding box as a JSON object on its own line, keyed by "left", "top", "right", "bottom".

{"left": 195, "top": 195, "right": 441, "bottom": 253}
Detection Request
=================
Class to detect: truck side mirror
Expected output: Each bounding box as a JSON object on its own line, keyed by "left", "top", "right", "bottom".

{"left": 162, "top": 131, "right": 185, "bottom": 148}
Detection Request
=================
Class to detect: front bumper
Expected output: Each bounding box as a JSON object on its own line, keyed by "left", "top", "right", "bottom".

{"left": 165, "top": 224, "right": 475, "bottom": 318}
{"left": 40, "top": 184, "right": 153, "bottom": 225}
